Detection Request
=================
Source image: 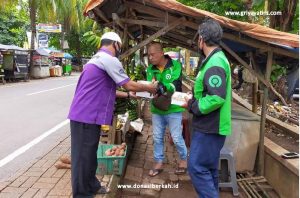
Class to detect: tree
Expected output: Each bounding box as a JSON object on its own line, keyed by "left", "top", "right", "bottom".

{"left": 0, "top": 3, "right": 29, "bottom": 46}
{"left": 178, "top": 0, "right": 299, "bottom": 33}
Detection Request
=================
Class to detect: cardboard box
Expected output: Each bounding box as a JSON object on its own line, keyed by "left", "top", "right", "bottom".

{"left": 136, "top": 80, "right": 153, "bottom": 98}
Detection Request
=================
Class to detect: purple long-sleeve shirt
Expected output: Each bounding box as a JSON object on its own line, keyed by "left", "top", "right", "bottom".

{"left": 68, "top": 49, "right": 130, "bottom": 125}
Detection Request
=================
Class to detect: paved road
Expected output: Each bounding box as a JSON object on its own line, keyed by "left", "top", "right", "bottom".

{"left": 0, "top": 74, "right": 80, "bottom": 181}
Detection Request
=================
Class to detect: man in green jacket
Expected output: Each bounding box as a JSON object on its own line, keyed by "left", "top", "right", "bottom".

{"left": 146, "top": 42, "right": 187, "bottom": 176}
{"left": 184, "top": 19, "right": 231, "bottom": 197}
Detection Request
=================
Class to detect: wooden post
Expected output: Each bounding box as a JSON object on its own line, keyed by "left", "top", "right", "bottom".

{"left": 109, "top": 115, "right": 118, "bottom": 144}
{"left": 258, "top": 50, "right": 273, "bottom": 176}
{"left": 185, "top": 49, "right": 191, "bottom": 76}
{"left": 252, "top": 82, "right": 258, "bottom": 113}
{"left": 250, "top": 52, "right": 258, "bottom": 113}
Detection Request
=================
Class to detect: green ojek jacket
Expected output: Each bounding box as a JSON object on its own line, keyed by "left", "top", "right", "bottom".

{"left": 188, "top": 48, "right": 231, "bottom": 136}
{"left": 146, "top": 55, "right": 185, "bottom": 115}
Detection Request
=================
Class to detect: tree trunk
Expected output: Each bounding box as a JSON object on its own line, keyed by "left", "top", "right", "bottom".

{"left": 61, "top": 25, "right": 65, "bottom": 51}
{"left": 280, "top": 0, "right": 297, "bottom": 31}
{"left": 29, "top": 0, "right": 36, "bottom": 77}
{"left": 269, "top": 0, "right": 280, "bottom": 29}
{"left": 75, "top": 33, "right": 82, "bottom": 66}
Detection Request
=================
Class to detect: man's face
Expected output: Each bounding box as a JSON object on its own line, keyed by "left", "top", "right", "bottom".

{"left": 147, "top": 46, "right": 164, "bottom": 65}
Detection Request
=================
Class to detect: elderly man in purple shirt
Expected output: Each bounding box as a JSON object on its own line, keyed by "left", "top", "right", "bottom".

{"left": 68, "top": 32, "right": 157, "bottom": 197}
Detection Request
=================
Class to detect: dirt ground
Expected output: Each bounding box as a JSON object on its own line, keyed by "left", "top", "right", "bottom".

{"left": 265, "top": 123, "right": 299, "bottom": 152}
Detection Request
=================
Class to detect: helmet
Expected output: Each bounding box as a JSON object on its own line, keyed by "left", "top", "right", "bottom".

{"left": 101, "top": 32, "right": 122, "bottom": 45}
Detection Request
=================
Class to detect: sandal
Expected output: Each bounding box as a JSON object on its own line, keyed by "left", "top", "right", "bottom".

{"left": 175, "top": 167, "right": 187, "bottom": 175}
{"left": 96, "top": 186, "right": 110, "bottom": 194}
{"left": 148, "top": 168, "right": 164, "bottom": 177}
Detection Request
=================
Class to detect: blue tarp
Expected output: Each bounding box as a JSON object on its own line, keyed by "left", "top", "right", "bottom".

{"left": 45, "top": 47, "right": 73, "bottom": 59}
{"left": 64, "top": 53, "right": 73, "bottom": 59}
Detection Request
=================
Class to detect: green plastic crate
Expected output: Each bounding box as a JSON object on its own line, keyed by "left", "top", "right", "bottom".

{"left": 96, "top": 144, "right": 127, "bottom": 175}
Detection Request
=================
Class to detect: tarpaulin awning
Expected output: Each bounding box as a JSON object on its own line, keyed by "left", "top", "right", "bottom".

{"left": 0, "top": 44, "right": 27, "bottom": 51}
{"left": 83, "top": 0, "right": 299, "bottom": 62}
{"left": 35, "top": 48, "right": 51, "bottom": 57}
{"left": 84, "top": 0, "right": 298, "bottom": 48}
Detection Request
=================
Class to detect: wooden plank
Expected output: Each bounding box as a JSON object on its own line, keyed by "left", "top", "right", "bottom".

{"left": 124, "top": 1, "right": 198, "bottom": 30}
{"left": 146, "top": 26, "right": 194, "bottom": 45}
{"left": 223, "top": 33, "right": 298, "bottom": 59}
{"left": 112, "top": 13, "right": 134, "bottom": 39}
{"left": 142, "top": 28, "right": 197, "bottom": 51}
{"left": 264, "top": 137, "right": 299, "bottom": 176}
{"left": 119, "top": 17, "right": 186, "bottom": 60}
{"left": 94, "top": 8, "right": 110, "bottom": 23}
{"left": 121, "top": 18, "right": 166, "bottom": 28}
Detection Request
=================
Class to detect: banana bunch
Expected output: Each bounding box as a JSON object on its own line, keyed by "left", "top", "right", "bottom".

{"left": 134, "top": 65, "right": 145, "bottom": 81}
{"left": 101, "top": 125, "right": 110, "bottom": 132}
{"left": 116, "top": 120, "right": 123, "bottom": 130}
{"left": 129, "top": 64, "right": 145, "bottom": 81}
{"left": 114, "top": 98, "right": 128, "bottom": 115}
{"left": 127, "top": 99, "right": 138, "bottom": 121}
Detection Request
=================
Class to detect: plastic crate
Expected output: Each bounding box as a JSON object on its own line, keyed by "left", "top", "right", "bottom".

{"left": 96, "top": 144, "right": 127, "bottom": 175}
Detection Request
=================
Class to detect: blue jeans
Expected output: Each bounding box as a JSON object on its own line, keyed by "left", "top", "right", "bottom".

{"left": 188, "top": 131, "right": 226, "bottom": 198}
{"left": 152, "top": 112, "right": 187, "bottom": 163}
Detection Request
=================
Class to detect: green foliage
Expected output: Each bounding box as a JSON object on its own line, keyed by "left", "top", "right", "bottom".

{"left": 177, "top": 0, "right": 249, "bottom": 21}
{"left": 129, "top": 64, "right": 145, "bottom": 81}
{"left": 178, "top": 0, "right": 299, "bottom": 33}
{"left": 0, "top": 3, "right": 29, "bottom": 46}
{"left": 270, "top": 64, "right": 287, "bottom": 83}
{"left": 67, "top": 29, "right": 97, "bottom": 57}
{"left": 291, "top": 4, "right": 299, "bottom": 34}
{"left": 164, "top": 47, "right": 181, "bottom": 52}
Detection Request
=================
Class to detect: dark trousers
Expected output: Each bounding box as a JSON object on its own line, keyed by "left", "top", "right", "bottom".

{"left": 188, "top": 131, "right": 226, "bottom": 198}
{"left": 71, "top": 120, "right": 101, "bottom": 198}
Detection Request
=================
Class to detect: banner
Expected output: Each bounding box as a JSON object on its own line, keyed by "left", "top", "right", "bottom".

{"left": 37, "top": 24, "right": 62, "bottom": 33}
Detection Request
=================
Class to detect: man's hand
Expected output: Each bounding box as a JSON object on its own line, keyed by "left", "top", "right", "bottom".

{"left": 145, "top": 81, "right": 158, "bottom": 95}
{"left": 181, "top": 92, "right": 193, "bottom": 108}
{"left": 129, "top": 91, "right": 138, "bottom": 99}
